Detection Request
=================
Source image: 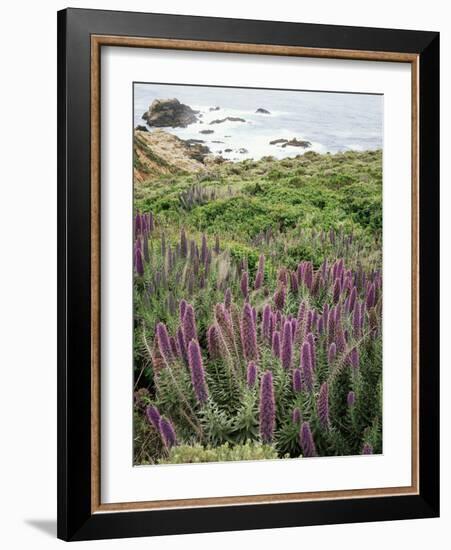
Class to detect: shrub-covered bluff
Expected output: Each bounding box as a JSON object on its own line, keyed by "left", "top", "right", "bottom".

{"left": 133, "top": 131, "right": 382, "bottom": 465}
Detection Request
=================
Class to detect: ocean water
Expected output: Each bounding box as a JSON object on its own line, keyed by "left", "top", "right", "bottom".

{"left": 134, "top": 83, "right": 383, "bottom": 161}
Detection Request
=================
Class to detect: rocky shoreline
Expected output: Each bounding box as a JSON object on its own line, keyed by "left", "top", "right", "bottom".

{"left": 137, "top": 97, "right": 314, "bottom": 163}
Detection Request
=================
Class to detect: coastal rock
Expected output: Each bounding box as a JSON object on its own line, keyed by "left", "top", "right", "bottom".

{"left": 224, "top": 148, "right": 233, "bottom": 153}
{"left": 184, "top": 141, "right": 211, "bottom": 162}
{"left": 238, "top": 148, "right": 249, "bottom": 154}
{"left": 135, "top": 125, "right": 149, "bottom": 132}
{"left": 200, "top": 129, "right": 214, "bottom": 134}
{"left": 210, "top": 117, "right": 246, "bottom": 125}
{"left": 270, "top": 138, "right": 312, "bottom": 148}
{"left": 209, "top": 106, "right": 221, "bottom": 111}
{"left": 270, "top": 138, "right": 288, "bottom": 145}
{"left": 282, "top": 138, "right": 312, "bottom": 149}
{"left": 142, "top": 98, "right": 199, "bottom": 128}
{"left": 256, "top": 108, "right": 271, "bottom": 114}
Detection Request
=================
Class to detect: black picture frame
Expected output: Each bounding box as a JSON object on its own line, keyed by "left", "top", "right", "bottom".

{"left": 57, "top": 7, "right": 439, "bottom": 541}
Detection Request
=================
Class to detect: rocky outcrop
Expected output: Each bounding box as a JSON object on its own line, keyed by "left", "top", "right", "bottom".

{"left": 209, "top": 106, "right": 220, "bottom": 111}
{"left": 256, "top": 108, "right": 271, "bottom": 114}
{"left": 135, "top": 125, "right": 149, "bottom": 132}
{"left": 200, "top": 129, "right": 214, "bottom": 135}
{"left": 282, "top": 138, "right": 312, "bottom": 148}
{"left": 142, "top": 98, "right": 199, "bottom": 128}
{"left": 210, "top": 117, "right": 246, "bottom": 125}
{"left": 270, "top": 138, "right": 287, "bottom": 145}
{"left": 270, "top": 138, "right": 311, "bottom": 148}
{"left": 185, "top": 141, "right": 211, "bottom": 162}
{"left": 134, "top": 129, "right": 208, "bottom": 182}
{"left": 185, "top": 139, "right": 205, "bottom": 144}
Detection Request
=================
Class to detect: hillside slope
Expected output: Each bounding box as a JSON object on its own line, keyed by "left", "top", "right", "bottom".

{"left": 134, "top": 129, "right": 211, "bottom": 183}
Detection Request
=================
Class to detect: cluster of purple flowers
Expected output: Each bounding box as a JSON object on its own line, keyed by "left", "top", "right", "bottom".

{"left": 134, "top": 212, "right": 154, "bottom": 276}
{"left": 154, "top": 301, "right": 209, "bottom": 406}
{"left": 146, "top": 404, "right": 177, "bottom": 449}
{"left": 142, "top": 228, "right": 381, "bottom": 459}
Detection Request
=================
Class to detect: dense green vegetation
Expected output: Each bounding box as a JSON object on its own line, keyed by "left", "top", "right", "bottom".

{"left": 135, "top": 150, "right": 382, "bottom": 239}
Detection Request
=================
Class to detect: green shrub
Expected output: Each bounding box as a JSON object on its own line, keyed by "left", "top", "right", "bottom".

{"left": 159, "top": 441, "right": 279, "bottom": 464}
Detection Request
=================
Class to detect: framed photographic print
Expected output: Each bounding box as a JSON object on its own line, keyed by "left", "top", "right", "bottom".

{"left": 57, "top": 8, "right": 439, "bottom": 541}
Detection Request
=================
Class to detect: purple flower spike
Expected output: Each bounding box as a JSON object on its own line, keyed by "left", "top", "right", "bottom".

{"left": 292, "top": 407, "right": 301, "bottom": 424}
{"left": 297, "top": 300, "right": 306, "bottom": 324}
{"left": 300, "top": 421, "right": 317, "bottom": 457}
{"left": 159, "top": 417, "right": 177, "bottom": 449}
{"left": 366, "top": 282, "right": 376, "bottom": 309}
{"left": 259, "top": 371, "right": 276, "bottom": 444}
{"left": 322, "top": 303, "right": 330, "bottom": 330}
{"left": 335, "top": 328, "right": 347, "bottom": 354}
{"left": 262, "top": 304, "right": 272, "bottom": 341}
{"left": 272, "top": 330, "right": 281, "bottom": 358}
{"left": 179, "top": 299, "right": 187, "bottom": 323}
{"left": 349, "top": 286, "right": 357, "bottom": 313}
{"left": 201, "top": 234, "right": 208, "bottom": 264}
{"left": 307, "top": 332, "right": 316, "bottom": 371}
{"left": 134, "top": 246, "right": 144, "bottom": 276}
{"left": 303, "top": 262, "right": 313, "bottom": 290}
{"left": 305, "top": 310, "right": 313, "bottom": 334}
{"left": 207, "top": 325, "right": 220, "bottom": 359}
{"left": 349, "top": 347, "right": 360, "bottom": 370}
{"left": 180, "top": 231, "right": 188, "bottom": 258}
{"left": 347, "top": 391, "right": 356, "bottom": 407}
{"left": 293, "top": 368, "right": 302, "bottom": 392}
{"left": 169, "top": 336, "right": 178, "bottom": 357}
{"left": 156, "top": 322, "right": 172, "bottom": 364}
{"left": 146, "top": 405, "right": 161, "bottom": 431}
{"left": 254, "top": 270, "right": 263, "bottom": 290}
{"left": 176, "top": 326, "right": 188, "bottom": 364}
{"left": 182, "top": 304, "right": 197, "bottom": 347}
{"left": 274, "top": 286, "right": 286, "bottom": 311}
{"left": 240, "top": 271, "right": 249, "bottom": 300}
{"left": 328, "top": 342, "right": 337, "bottom": 366}
{"left": 362, "top": 443, "right": 373, "bottom": 455}
{"left": 188, "top": 340, "right": 209, "bottom": 404}
{"left": 281, "top": 320, "right": 293, "bottom": 370}
{"left": 317, "top": 383, "right": 330, "bottom": 429}
{"left": 300, "top": 342, "right": 314, "bottom": 391}
{"left": 246, "top": 361, "right": 257, "bottom": 389}
{"left": 241, "top": 302, "right": 259, "bottom": 362}
{"left": 352, "top": 302, "right": 361, "bottom": 339}
{"left": 224, "top": 288, "right": 232, "bottom": 310}
{"left": 333, "top": 278, "right": 341, "bottom": 304}
{"left": 258, "top": 254, "right": 265, "bottom": 273}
